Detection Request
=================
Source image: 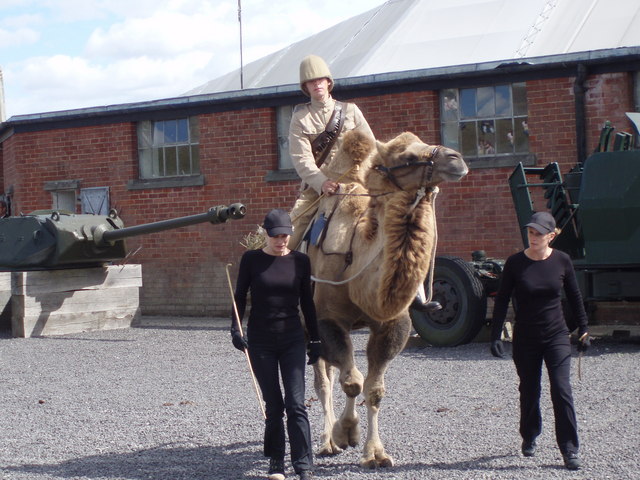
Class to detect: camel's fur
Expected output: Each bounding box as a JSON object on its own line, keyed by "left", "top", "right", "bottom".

{"left": 307, "top": 130, "right": 468, "bottom": 468}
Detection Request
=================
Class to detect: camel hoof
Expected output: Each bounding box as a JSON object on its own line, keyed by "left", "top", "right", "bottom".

{"left": 360, "top": 453, "right": 394, "bottom": 469}
{"left": 317, "top": 443, "right": 343, "bottom": 456}
{"left": 360, "top": 458, "right": 377, "bottom": 469}
{"left": 332, "top": 421, "right": 360, "bottom": 450}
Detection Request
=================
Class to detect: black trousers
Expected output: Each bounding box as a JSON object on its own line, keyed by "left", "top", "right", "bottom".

{"left": 512, "top": 330, "right": 579, "bottom": 455}
{"left": 248, "top": 327, "right": 313, "bottom": 474}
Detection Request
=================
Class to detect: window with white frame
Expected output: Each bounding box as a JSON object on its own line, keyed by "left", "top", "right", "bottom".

{"left": 441, "top": 84, "right": 529, "bottom": 168}
{"left": 277, "top": 105, "right": 294, "bottom": 170}
{"left": 138, "top": 118, "right": 200, "bottom": 178}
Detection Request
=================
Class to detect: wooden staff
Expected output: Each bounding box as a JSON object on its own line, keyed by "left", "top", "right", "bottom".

{"left": 225, "top": 263, "right": 266, "bottom": 419}
{"left": 577, "top": 332, "right": 588, "bottom": 381}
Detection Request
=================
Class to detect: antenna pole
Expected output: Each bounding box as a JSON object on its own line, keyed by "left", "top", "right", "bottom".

{"left": 237, "top": 0, "right": 244, "bottom": 89}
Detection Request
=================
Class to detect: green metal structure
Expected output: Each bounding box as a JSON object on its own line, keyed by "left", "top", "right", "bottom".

{"left": 412, "top": 121, "right": 639, "bottom": 346}
{"left": 509, "top": 151, "right": 640, "bottom": 301}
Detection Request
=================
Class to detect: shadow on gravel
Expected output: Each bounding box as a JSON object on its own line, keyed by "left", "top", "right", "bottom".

{"left": 133, "top": 324, "right": 227, "bottom": 332}
{"left": 313, "top": 454, "right": 533, "bottom": 477}
{"left": 2, "top": 441, "right": 265, "bottom": 480}
{"left": 402, "top": 340, "right": 639, "bottom": 361}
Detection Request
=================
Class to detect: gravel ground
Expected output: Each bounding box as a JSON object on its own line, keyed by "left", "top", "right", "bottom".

{"left": 1, "top": 317, "right": 638, "bottom": 480}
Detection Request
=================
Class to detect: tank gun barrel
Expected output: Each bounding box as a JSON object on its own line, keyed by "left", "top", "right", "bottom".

{"left": 98, "top": 203, "right": 246, "bottom": 245}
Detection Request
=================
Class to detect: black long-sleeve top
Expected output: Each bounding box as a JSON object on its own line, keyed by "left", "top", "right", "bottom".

{"left": 232, "top": 249, "right": 319, "bottom": 340}
{"left": 491, "top": 249, "right": 588, "bottom": 341}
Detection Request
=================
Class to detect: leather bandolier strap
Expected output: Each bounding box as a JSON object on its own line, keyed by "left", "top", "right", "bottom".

{"left": 311, "top": 101, "right": 345, "bottom": 167}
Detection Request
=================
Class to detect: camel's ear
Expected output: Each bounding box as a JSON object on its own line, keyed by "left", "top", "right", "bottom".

{"left": 375, "top": 140, "right": 388, "bottom": 160}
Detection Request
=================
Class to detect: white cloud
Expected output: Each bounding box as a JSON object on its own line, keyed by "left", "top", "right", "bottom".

{"left": 0, "top": 26, "right": 39, "bottom": 49}
{"left": 1, "top": 0, "right": 381, "bottom": 118}
{"left": 85, "top": 4, "right": 235, "bottom": 59}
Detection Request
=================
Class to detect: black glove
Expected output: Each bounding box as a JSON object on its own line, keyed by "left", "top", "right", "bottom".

{"left": 577, "top": 332, "right": 590, "bottom": 353}
{"left": 490, "top": 339, "right": 505, "bottom": 358}
{"left": 307, "top": 341, "right": 322, "bottom": 365}
{"left": 231, "top": 329, "right": 248, "bottom": 352}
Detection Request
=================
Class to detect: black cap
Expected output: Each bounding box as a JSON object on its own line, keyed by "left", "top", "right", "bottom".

{"left": 525, "top": 211, "right": 556, "bottom": 234}
{"left": 263, "top": 209, "right": 293, "bottom": 237}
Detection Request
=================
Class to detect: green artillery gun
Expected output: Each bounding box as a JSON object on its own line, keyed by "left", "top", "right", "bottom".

{"left": 0, "top": 203, "right": 246, "bottom": 269}
{"left": 411, "top": 121, "right": 640, "bottom": 346}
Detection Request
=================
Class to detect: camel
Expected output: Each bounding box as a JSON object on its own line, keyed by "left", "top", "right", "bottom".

{"left": 306, "top": 129, "right": 468, "bottom": 468}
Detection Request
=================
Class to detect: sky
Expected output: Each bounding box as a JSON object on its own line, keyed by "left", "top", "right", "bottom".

{"left": 0, "top": 0, "right": 381, "bottom": 120}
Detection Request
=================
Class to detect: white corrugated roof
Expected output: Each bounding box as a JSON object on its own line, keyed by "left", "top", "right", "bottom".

{"left": 185, "top": 0, "right": 640, "bottom": 96}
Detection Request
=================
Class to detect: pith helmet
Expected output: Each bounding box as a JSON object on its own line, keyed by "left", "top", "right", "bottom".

{"left": 299, "top": 54, "right": 333, "bottom": 96}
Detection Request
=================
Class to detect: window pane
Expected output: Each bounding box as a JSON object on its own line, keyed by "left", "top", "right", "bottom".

{"left": 177, "top": 119, "right": 189, "bottom": 143}
{"left": 153, "top": 122, "right": 164, "bottom": 146}
{"left": 139, "top": 148, "right": 152, "bottom": 178}
{"left": 495, "top": 118, "right": 514, "bottom": 154}
{"left": 442, "top": 90, "right": 459, "bottom": 121}
{"left": 165, "top": 147, "right": 177, "bottom": 176}
{"left": 153, "top": 149, "right": 164, "bottom": 177}
{"left": 442, "top": 123, "right": 459, "bottom": 150}
{"left": 495, "top": 85, "right": 511, "bottom": 117}
{"left": 513, "top": 83, "right": 528, "bottom": 116}
{"left": 277, "top": 105, "right": 294, "bottom": 169}
{"left": 515, "top": 117, "right": 530, "bottom": 153}
{"left": 460, "top": 89, "right": 476, "bottom": 118}
{"left": 178, "top": 145, "right": 191, "bottom": 174}
{"left": 138, "top": 121, "right": 152, "bottom": 149}
{"left": 460, "top": 121, "right": 478, "bottom": 157}
{"left": 478, "top": 120, "right": 495, "bottom": 155}
{"left": 477, "top": 87, "right": 495, "bottom": 117}
{"left": 164, "top": 120, "right": 178, "bottom": 143}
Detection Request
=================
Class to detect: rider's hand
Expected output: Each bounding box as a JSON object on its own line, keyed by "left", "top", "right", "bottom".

{"left": 322, "top": 180, "right": 338, "bottom": 196}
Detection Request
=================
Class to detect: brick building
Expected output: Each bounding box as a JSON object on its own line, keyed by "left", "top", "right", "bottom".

{"left": 1, "top": 47, "right": 639, "bottom": 318}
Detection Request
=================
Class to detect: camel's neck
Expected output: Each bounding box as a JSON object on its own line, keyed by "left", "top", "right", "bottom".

{"left": 374, "top": 190, "right": 436, "bottom": 318}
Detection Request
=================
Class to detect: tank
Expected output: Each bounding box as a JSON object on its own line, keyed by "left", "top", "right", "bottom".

{"left": 0, "top": 203, "right": 246, "bottom": 269}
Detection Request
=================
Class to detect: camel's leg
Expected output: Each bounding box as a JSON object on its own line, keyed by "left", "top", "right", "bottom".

{"left": 318, "top": 318, "right": 364, "bottom": 452}
{"left": 313, "top": 359, "right": 343, "bottom": 455}
{"left": 360, "top": 314, "right": 412, "bottom": 469}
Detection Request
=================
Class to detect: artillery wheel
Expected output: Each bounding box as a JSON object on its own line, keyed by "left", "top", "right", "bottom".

{"left": 411, "top": 255, "right": 487, "bottom": 347}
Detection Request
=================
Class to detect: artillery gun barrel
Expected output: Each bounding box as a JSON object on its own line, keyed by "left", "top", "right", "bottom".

{"left": 99, "top": 203, "right": 246, "bottom": 245}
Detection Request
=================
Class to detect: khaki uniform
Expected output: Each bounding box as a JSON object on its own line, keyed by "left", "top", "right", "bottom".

{"left": 288, "top": 96, "right": 373, "bottom": 249}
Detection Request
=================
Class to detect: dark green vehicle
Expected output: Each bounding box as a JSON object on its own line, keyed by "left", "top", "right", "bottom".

{"left": 0, "top": 204, "right": 246, "bottom": 269}
{"left": 411, "top": 130, "right": 640, "bottom": 347}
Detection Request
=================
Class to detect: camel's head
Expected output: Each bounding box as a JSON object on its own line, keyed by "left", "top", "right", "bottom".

{"left": 368, "top": 132, "right": 468, "bottom": 192}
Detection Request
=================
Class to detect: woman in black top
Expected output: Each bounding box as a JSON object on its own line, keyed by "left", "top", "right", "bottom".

{"left": 490, "top": 211, "right": 590, "bottom": 471}
{"left": 231, "top": 209, "right": 321, "bottom": 480}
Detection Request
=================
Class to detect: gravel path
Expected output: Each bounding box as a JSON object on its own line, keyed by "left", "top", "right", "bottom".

{"left": 1, "top": 318, "right": 638, "bottom": 480}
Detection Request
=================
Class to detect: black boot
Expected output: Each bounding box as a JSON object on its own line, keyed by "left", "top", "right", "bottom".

{"left": 563, "top": 452, "right": 581, "bottom": 470}
{"left": 268, "top": 458, "right": 285, "bottom": 480}
{"left": 521, "top": 439, "right": 536, "bottom": 457}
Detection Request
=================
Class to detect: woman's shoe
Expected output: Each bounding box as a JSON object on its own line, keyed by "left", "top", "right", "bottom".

{"left": 521, "top": 439, "right": 536, "bottom": 457}
{"left": 267, "top": 458, "right": 285, "bottom": 480}
{"left": 562, "top": 452, "right": 581, "bottom": 470}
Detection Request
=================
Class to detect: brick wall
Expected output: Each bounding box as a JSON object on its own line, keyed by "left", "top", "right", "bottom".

{"left": 1, "top": 71, "right": 636, "bottom": 316}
